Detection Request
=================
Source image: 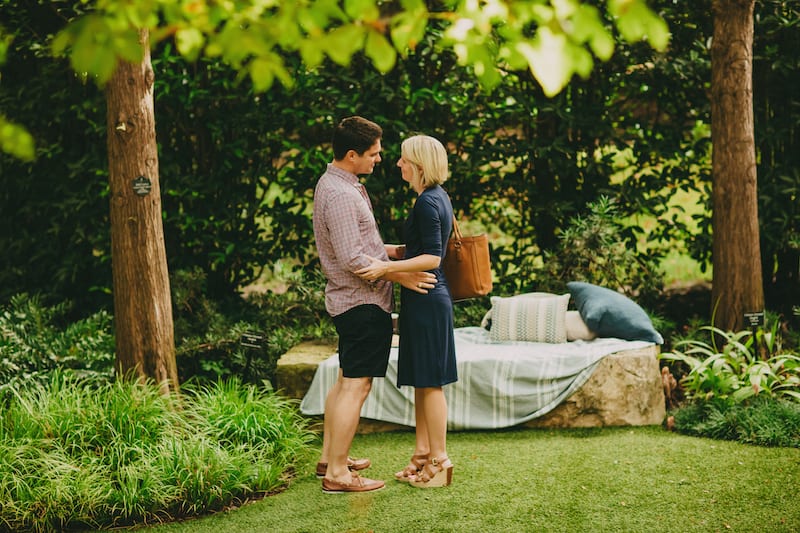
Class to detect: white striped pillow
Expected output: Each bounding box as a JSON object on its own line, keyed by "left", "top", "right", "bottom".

{"left": 488, "top": 293, "right": 570, "bottom": 343}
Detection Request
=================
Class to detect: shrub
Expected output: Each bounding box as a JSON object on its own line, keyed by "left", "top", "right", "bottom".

{"left": 516, "top": 196, "right": 664, "bottom": 306}
{"left": 672, "top": 397, "right": 800, "bottom": 448}
{"left": 0, "top": 373, "right": 315, "bottom": 531}
{"left": 0, "top": 294, "right": 115, "bottom": 400}
{"left": 660, "top": 325, "right": 800, "bottom": 404}
{"left": 172, "top": 267, "right": 335, "bottom": 386}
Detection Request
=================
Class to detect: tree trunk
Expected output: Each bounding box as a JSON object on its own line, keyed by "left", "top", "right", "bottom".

{"left": 106, "top": 28, "right": 178, "bottom": 394}
{"left": 709, "top": 0, "right": 764, "bottom": 332}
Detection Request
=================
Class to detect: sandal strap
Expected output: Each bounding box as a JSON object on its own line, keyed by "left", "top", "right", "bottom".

{"left": 395, "top": 454, "right": 429, "bottom": 479}
{"left": 410, "top": 454, "right": 428, "bottom": 468}
{"left": 418, "top": 457, "right": 450, "bottom": 482}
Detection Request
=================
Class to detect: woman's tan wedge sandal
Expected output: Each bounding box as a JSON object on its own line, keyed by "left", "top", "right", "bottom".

{"left": 394, "top": 454, "right": 428, "bottom": 482}
{"left": 408, "top": 457, "right": 453, "bottom": 488}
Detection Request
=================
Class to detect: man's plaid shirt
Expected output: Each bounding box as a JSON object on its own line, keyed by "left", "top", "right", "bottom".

{"left": 313, "top": 163, "right": 392, "bottom": 317}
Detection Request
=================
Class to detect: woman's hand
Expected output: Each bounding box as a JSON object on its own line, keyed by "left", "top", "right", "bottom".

{"left": 355, "top": 256, "right": 391, "bottom": 281}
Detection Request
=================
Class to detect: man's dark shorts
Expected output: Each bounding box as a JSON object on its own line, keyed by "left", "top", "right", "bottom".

{"left": 332, "top": 304, "right": 392, "bottom": 378}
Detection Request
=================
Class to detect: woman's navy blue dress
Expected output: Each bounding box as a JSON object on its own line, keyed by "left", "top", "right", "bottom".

{"left": 397, "top": 185, "right": 458, "bottom": 388}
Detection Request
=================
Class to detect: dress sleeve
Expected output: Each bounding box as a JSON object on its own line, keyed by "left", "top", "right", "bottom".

{"left": 414, "top": 194, "right": 445, "bottom": 257}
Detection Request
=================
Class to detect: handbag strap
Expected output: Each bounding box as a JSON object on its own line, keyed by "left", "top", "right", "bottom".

{"left": 451, "top": 215, "right": 463, "bottom": 242}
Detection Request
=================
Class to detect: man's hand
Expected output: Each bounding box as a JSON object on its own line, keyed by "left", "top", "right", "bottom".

{"left": 396, "top": 271, "right": 436, "bottom": 294}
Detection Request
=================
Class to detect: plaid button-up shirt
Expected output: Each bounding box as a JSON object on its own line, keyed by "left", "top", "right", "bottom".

{"left": 313, "top": 163, "right": 392, "bottom": 317}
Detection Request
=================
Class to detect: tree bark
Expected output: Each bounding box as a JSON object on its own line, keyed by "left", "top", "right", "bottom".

{"left": 710, "top": 0, "right": 764, "bottom": 332}
{"left": 106, "top": 28, "right": 178, "bottom": 393}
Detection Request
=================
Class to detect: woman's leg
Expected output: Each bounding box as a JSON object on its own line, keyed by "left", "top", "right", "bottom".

{"left": 395, "top": 387, "right": 431, "bottom": 480}
{"left": 413, "top": 387, "right": 431, "bottom": 455}
{"left": 408, "top": 386, "right": 453, "bottom": 487}
{"left": 418, "top": 386, "right": 448, "bottom": 460}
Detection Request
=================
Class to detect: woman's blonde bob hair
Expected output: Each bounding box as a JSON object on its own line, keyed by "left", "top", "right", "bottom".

{"left": 401, "top": 135, "right": 449, "bottom": 189}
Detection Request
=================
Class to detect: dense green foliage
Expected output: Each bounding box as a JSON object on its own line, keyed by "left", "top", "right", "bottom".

{"left": 0, "top": 373, "right": 315, "bottom": 531}
{"left": 671, "top": 396, "right": 800, "bottom": 448}
{"left": 0, "top": 1, "right": 797, "bottom": 321}
{"left": 661, "top": 324, "right": 800, "bottom": 404}
{"left": 0, "top": 270, "right": 334, "bottom": 390}
{"left": 0, "top": 294, "right": 114, "bottom": 399}
{"left": 171, "top": 267, "right": 334, "bottom": 385}
{"left": 661, "top": 316, "right": 800, "bottom": 447}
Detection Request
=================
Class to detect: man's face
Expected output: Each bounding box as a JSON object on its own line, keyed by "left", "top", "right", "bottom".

{"left": 351, "top": 140, "right": 382, "bottom": 175}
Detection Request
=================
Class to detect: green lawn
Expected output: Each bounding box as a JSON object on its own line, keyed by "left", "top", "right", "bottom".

{"left": 150, "top": 426, "right": 799, "bottom": 533}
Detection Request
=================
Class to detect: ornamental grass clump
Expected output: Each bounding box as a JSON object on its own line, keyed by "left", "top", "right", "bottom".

{"left": 0, "top": 373, "right": 315, "bottom": 532}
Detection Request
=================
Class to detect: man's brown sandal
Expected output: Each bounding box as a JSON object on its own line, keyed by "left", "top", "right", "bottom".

{"left": 394, "top": 453, "right": 428, "bottom": 482}
{"left": 316, "top": 456, "right": 371, "bottom": 478}
{"left": 322, "top": 472, "right": 385, "bottom": 494}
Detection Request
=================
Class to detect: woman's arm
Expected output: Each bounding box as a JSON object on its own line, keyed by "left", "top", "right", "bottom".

{"left": 356, "top": 254, "right": 440, "bottom": 281}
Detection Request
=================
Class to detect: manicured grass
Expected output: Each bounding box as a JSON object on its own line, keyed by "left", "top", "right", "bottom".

{"left": 150, "top": 426, "right": 800, "bottom": 533}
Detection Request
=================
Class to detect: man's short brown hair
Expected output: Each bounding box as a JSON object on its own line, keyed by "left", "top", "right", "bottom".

{"left": 332, "top": 116, "right": 383, "bottom": 160}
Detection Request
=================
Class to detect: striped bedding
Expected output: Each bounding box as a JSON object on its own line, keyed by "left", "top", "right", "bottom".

{"left": 299, "top": 326, "right": 654, "bottom": 430}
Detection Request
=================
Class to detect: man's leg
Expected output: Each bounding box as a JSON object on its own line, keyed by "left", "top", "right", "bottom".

{"left": 323, "top": 375, "right": 372, "bottom": 484}
{"left": 321, "top": 304, "right": 390, "bottom": 492}
{"left": 318, "top": 370, "right": 343, "bottom": 465}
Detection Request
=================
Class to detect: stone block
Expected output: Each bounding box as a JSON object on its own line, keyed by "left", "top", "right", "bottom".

{"left": 275, "top": 340, "right": 336, "bottom": 399}
{"left": 525, "top": 345, "right": 666, "bottom": 428}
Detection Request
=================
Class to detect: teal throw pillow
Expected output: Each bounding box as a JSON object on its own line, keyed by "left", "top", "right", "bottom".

{"left": 567, "top": 281, "right": 663, "bottom": 344}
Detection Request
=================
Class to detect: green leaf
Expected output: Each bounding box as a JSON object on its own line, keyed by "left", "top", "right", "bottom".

{"left": 344, "top": 0, "right": 379, "bottom": 21}
{"left": 365, "top": 29, "right": 396, "bottom": 73}
{"left": 0, "top": 116, "right": 36, "bottom": 161}
{"left": 176, "top": 27, "right": 205, "bottom": 61}
{"left": 390, "top": 10, "right": 428, "bottom": 53}
{"left": 112, "top": 29, "right": 145, "bottom": 63}
{"left": 611, "top": 0, "right": 670, "bottom": 51}
{"left": 572, "top": 5, "right": 615, "bottom": 61}
{"left": 323, "top": 24, "right": 365, "bottom": 66}
{"left": 0, "top": 32, "right": 11, "bottom": 65}
{"left": 249, "top": 57, "right": 275, "bottom": 92}
{"left": 517, "top": 28, "right": 572, "bottom": 97}
{"left": 299, "top": 39, "right": 325, "bottom": 68}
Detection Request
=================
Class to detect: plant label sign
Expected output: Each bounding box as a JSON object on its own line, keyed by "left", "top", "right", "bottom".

{"left": 743, "top": 311, "right": 765, "bottom": 327}
{"left": 240, "top": 331, "right": 266, "bottom": 349}
{"left": 132, "top": 176, "right": 152, "bottom": 196}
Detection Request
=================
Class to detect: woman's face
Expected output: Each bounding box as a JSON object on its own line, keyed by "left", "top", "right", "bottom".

{"left": 397, "top": 155, "right": 416, "bottom": 185}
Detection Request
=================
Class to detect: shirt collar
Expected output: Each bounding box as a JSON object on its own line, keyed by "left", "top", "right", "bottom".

{"left": 327, "top": 163, "right": 361, "bottom": 188}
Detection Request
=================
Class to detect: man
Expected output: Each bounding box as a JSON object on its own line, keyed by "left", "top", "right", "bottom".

{"left": 313, "top": 116, "right": 436, "bottom": 493}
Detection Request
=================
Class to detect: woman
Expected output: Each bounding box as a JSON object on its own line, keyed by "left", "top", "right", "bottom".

{"left": 356, "top": 134, "right": 457, "bottom": 488}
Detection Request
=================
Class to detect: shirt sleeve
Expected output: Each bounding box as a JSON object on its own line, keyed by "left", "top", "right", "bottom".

{"left": 324, "top": 191, "right": 376, "bottom": 273}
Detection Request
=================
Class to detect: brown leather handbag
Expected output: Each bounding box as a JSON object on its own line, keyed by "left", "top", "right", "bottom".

{"left": 442, "top": 216, "right": 492, "bottom": 301}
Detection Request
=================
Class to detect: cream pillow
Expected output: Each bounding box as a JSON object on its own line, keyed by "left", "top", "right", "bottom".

{"left": 488, "top": 293, "right": 570, "bottom": 343}
{"left": 565, "top": 310, "right": 597, "bottom": 341}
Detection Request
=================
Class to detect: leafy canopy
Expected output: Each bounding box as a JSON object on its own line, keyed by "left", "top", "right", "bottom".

{"left": 2, "top": 1, "right": 668, "bottom": 160}
{"left": 49, "top": 0, "right": 668, "bottom": 94}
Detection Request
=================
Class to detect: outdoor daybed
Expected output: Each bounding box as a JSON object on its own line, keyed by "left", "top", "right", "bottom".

{"left": 295, "top": 282, "right": 668, "bottom": 430}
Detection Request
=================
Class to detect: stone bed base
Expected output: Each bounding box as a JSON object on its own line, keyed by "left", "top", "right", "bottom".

{"left": 276, "top": 341, "right": 666, "bottom": 433}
